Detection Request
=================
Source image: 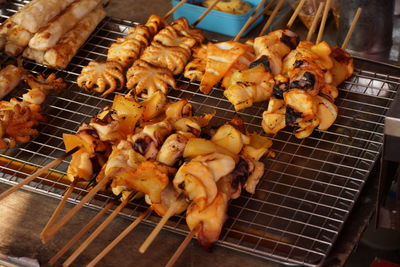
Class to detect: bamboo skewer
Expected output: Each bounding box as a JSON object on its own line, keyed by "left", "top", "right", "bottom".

{"left": 232, "top": 0, "right": 268, "bottom": 42}
{"left": 251, "top": 0, "right": 277, "bottom": 26}
{"left": 41, "top": 179, "right": 78, "bottom": 239}
{"left": 139, "top": 195, "right": 184, "bottom": 253}
{"left": 341, "top": 7, "right": 362, "bottom": 49}
{"left": 0, "top": 146, "right": 80, "bottom": 201}
{"left": 63, "top": 192, "right": 138, "bottom": 267}
{"left": 41, "top": 175, "right": 112, "bottom": 243}
{"left": 164, "top": 0, "right": 189, "bottom": 19}
{"left": 287, "top": 0, "right": 306, "bottom": 28}
{"left": 87, "top": 207, "right": 153, "bottom": 267}
{"left": 48, "top": 201, "right": 115, "bottom": 266}
{"left": 316, "top": 0, "right": 331, "bottom": 44}
{"left": 165, "top": 226, "right": 198, "bottom": 267}
{"left": 193, "top": 0, "right": 223, "bottom": 27}
{"left": 259, "top": 0, "right": 284, "bottom": 36}
{"left": 305, "top": 1, "right": 324, "bottom": 41}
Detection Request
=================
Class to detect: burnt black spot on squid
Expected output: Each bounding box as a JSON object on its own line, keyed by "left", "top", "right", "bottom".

{"left": 249, "top": 55, "right": 271, "bottom": 73}
{"left": 293, "top": 60, "right": 306, "bottom": 69}
{"left": 272, "top": 81, "right": 289, "bottom": 99}
{"left": 80, "top": 128, "right": 99, "bottom": 138}
{"left": 280, "top": 34, "right": 300, "bottom": 50}
{"left": 93, "top": 110, "right": 117, "bottom": 125}
{"left": 231, "top": 158, "right": 249, "bottom": 191}
{"left": 133, "top": 136, "right": 152, "bottom": 154}
{"left": 285, "top": 106, "right": 302, "bottom": 125}
{"left": 290, "top": 71, "right": 315, "bottom": 90}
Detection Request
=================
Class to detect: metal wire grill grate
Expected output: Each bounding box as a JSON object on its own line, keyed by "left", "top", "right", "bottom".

{"left": 0, "top": 1, "right": 399, "bottom": 266}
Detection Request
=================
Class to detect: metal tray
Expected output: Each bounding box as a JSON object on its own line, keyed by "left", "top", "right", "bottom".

{"left": 0, "top": 1, "right": 399, "bottom": 266}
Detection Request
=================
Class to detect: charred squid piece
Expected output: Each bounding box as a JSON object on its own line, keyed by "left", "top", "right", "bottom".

{"left": 111, "top": 160, "right": 174, "bottom": 204}
{"left": 174, "top": 152, "right": 235, "bottom": 211}
{"left": 230, "top": 158, "right": 249, "bottom": 198}
{"left": 165, "top": 98, "right": 193, "bottom": 121}
{"left": 315, "top": 95, "right": 338, "bottom": 131}
{"left": 130, "top": 120, "right": 173, "bottom": 159}
{"left": 248, "top": 55, "right": 271, "bottom": 72}
{"left": 186, "top": 175, "right": 231, "bottom": 250}
{"left": 293, "top": 118, "right": 319, "bottom": 139}
{"left": 223, "top": 64, "right": 274, "bottom": 111}
{"left": 141, "top": 90, "right": 168, "bottom": 121}
{"left": 319, "top": 83, "right": 339, "bottom": 102}
{"left": 253, "top": 29, "right": 299, "bottom": 75}
{"left": 156, "top": 132, "right": 194, "bottom": 167}
{"left": 261, "top": 98, "right": 286, "bottom": 135}
{"left": 88, "top": 107, "right": 127, "bottom": 143}
{"left": 290, "top": 71, "right": 315, "bottom": 90}
{"left": 272, "top": 74, "right": 289, "bottom": 99}
{"left": 330, "top": 46, "right": 354, "bottom": 86}
{"left": 283, "top": 89, "right": 318, "bottom": 121}
{"left": 63, "top": 123, "right": 111, "bottom": 183}
{"left": 243, "top": 157, "right": 265, "bottom": 194}
{"left": 279, "top": 30, "right": 300, "bottom": 50}
{"left": 293, "top": 59, "right": 307, "bottom": 69}
{"left": 285, "top": 106, "right": 302, "bottom": 125}
{"left": 145, "top": 183, "right": 188, "bottom": 217}
{"left": 173, "top": 113, "right": 214, "bottom": 137}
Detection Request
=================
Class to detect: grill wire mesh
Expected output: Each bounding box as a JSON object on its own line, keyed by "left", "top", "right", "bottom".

{"left": 0, "top": 1, "right": 399, "bottom": 266}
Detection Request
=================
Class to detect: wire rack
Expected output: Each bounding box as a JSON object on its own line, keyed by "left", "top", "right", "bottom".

{"left": 0, "top": 1, "right": 399, "bottom": 266}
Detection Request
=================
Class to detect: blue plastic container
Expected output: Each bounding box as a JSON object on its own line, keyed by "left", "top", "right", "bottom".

{"left": 171, "top": 0, "right": 264, "bottom": 37}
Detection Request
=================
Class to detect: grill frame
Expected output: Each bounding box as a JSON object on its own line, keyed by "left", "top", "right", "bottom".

{"left": 0, "top": 1, "right": 399, "bottom": 266}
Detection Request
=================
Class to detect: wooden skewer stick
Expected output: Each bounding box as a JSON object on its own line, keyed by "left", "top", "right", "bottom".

{"left": 259, "top": 0, "right": 284, "bottom": 36}
{"left": 41, "top": 180, "right": 78, "bottom": 239}
{"left": 87, "top": 207, "right": 153, "bottom": 267}
{"left": 306, "top": 2, "right": 325, "bottom": 41}
{"left": 41, "top": 175, "right": 112, "bottom": 243}
{"left": 251, "top": 0, "right": 277, "bottom": 25}
{"left": 316, "top": 0, "right": 331, "bottom": 43}
{"left": 63, "top": 192, "right": 138, "bottom": 267}
{"left": 139, "top": 195, "right": 184, "bottom": 253}
{"left": 192, "top": 0, "right": 224, "bottom": 27}
{"left": 0, "top": 146, "right": 80, "bottom": 201}
{"left": 232, "top": 0, "right": 268, "bottom": 42}
{"left": 341, "top": 8, "right": 362, "bottom": 49}
{"left": 48, "top": 201, "right": 115, "bottom": 266}
{"left": 164, "top": 0, "right": 189, "bottom": 19}
{"left": 287, "top": 0, "right": 306, "bottom": 28}
{"left": 165, "top": 226, "right": 198, "bottom": 267}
